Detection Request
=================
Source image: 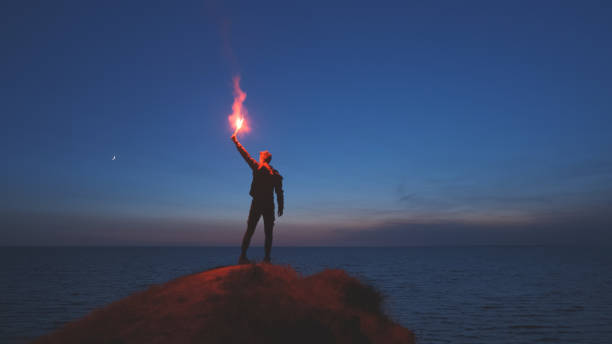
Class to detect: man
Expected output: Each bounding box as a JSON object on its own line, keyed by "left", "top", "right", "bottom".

{"left": 231, "top": 134, "right": 284, "bottom": 264}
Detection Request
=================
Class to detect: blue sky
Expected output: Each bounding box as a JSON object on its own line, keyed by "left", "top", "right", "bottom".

{"left": 2, "top": 0, "right": 611, "bottom": 245}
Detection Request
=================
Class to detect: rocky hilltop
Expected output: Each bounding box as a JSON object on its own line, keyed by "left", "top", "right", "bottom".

{"left": 34, "top": 263, "right": 414, "bottom": 344}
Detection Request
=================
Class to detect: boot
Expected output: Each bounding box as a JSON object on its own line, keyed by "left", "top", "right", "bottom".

{"left": 238, "top": 255, "right": 250, "bottom": 265}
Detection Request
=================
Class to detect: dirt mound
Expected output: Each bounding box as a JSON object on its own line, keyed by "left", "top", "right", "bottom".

{"left": 33, "top": 264, "right": 414, "bottom": 344}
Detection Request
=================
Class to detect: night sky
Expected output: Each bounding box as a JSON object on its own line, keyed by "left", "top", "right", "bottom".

{"left": 2, "top": 1, "right": 612, "bottom": 246}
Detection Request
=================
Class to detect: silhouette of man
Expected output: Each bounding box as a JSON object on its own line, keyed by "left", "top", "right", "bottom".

{"left": 231, "top": 134, "right": 284, "bottom": 264}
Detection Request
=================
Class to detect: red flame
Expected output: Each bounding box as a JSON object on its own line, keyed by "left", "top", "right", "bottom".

{"left": 228, "top": 76, "right": 249, "bottom": 135}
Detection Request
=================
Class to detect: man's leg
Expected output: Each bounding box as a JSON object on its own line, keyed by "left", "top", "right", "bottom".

{"left": 262, "top": 207, "right": 275, "bottom": 262}
{"left": 240, "top": 201, "right": 260, "bottom": 263}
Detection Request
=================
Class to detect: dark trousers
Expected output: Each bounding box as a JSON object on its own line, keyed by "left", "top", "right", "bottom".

{"left": 241, "top": 200, "right": 275, "bottom": 259}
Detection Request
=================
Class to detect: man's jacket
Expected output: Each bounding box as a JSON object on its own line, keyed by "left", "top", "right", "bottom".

{"left": 234, "top": 140, "right": 284, "bottom": 212}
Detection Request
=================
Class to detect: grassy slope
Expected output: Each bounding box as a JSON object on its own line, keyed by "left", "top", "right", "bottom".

{"left": 33, "top": 264, "right": 414, "bottom": 344}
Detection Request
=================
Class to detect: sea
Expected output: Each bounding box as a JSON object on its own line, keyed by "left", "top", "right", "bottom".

{"left": 1, "top": 246, "right": 611, "bottom": 344}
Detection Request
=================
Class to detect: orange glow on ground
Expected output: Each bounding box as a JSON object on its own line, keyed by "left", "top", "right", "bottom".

{"left": 33, "top": 264, "right": 415, "bottom": 344}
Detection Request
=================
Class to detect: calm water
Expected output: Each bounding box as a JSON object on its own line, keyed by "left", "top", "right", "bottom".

{"left": 1, "top": 247, "right": 611, "bottom": 343}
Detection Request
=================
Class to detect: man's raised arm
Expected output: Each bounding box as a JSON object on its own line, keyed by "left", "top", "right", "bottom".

{"left": 231, "top": 134, "right": 257, "bottom": 170}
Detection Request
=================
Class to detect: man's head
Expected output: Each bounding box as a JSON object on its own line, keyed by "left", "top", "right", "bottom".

{"left": 259, "top": 150, "right": 272, "bottom": 164}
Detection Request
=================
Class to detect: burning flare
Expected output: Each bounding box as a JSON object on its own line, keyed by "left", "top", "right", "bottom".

{"left": 228, "top": 76, "right": 249, "bottom": 135}
{"left": 235, "top": 118, "right": 244, "bottom": 132}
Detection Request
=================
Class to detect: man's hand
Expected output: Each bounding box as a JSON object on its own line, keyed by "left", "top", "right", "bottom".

{"left": 278, "top": 208, "right": 283, "bottom": 217}
{"left": 231, "top": 134, "right": 238, "bottom": 143}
